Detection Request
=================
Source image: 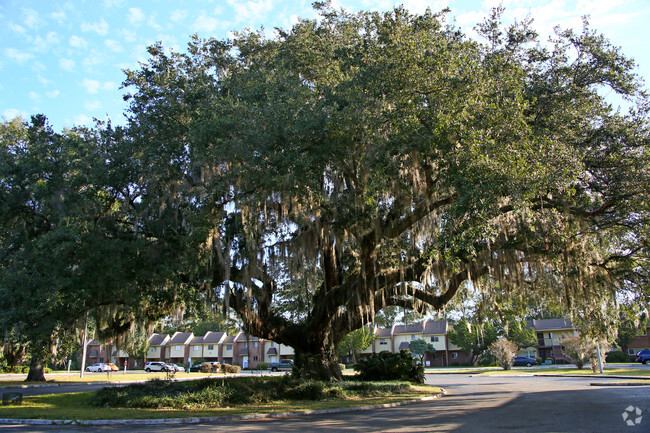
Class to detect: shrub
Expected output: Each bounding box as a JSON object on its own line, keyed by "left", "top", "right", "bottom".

{"left": 43, "top": 367, "right": 52, "bottom": 374}
{"left": 256, "top": 362, "right": 269, "bottom": 370}
{"left": 489, "top": 339, "right": 518, "bottom": 370}
{"left": 338, "top": 363, "right": 346, "bottom": 372}
{"left": 200, "top": 363, "right": 212, "bottom": 373}
{"left": 354, "top": 350, "right": 424, "bottom": 383}
{"left": 606, "top": 351, "right": 630, "bottom": 363}
{"left": 220, "top": 363, "right": 241, "bottom": 374}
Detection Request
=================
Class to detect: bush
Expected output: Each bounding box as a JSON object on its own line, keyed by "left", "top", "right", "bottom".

{"left": 606, "top": 351, "right": 630, "bottom": 363}
{"left": 256, "top": 362, "right": 269, "bottom": 370}
{"left": 220, "top": 363, "right": 241, "bottom": 374}
{"left": 489, "top": 339, "right": 518, "bottom": 370}
{"left": 354, "top": 350, "right": 424, "bottom": 383}
{"left": 338, "top": 363, "right": 346, "bottom": 372}
{"left": 43, "top": 367, "right": 52, "bottom": 374}
{"left": 91, "top": 376, "right": 415, "bottom": 409}
{"left": 200, "top": 363, "right": 212, "bottom": 373}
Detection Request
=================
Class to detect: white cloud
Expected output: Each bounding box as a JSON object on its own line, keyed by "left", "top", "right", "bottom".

{"left": 51, "top": 11, "right": 66, "bottom": 25}
{"left": 148, "top": 15, "right": 163, "bottom": 30}
{"left": 120, "top": 28, "right": 137, "bottom": 42}
{"left": 59, "top": 58, "right": 76, "bottom": 71}
{"left": 103, "top": 81, "right": 118, "bottom": 91}
{"left": 23, "top": 8, "right": 41, "bottom": 30}
{"left": 5, "top": 48, "right": 34, "bottom": 64}
{"left": 192, "top": 13, "right": 220, "bottom": 33}
{"left": 3, "top": 108, "right": 28, "bottom": 120}
{"left": 69, "top": 35, "right": 88, "bottom": 49}
{"left": 82, "top": 78, "right": 101, "bottom": 94}
{"left": 46, "top": 32, "right": 61, "bottom": 44}
{"left": 29, "top": 91, "right": 41, "bottom": 102}
{"left": 105, "top": 39, "right": 123, "bottom": 52}
{"left": 37, "top": 74, "right": 50, "bottom": 86}
{"left": 85, "top": 100, "right": 102, "bottom": 111}
{"left": 9, "top": 22, "right": 26, "bottom": 33}
{"left": 72, "top": 114, "right": 93, "bottom": 125}
{"left": 128, "top": 8, "right": 145, "bottom": 26}
{"left": 82, "top": 52, "right": 104, "bottom": 70}
{"left": 226, "top": 0, "right": 275, "bottom": 24}
{"left": 171, "top": 9, "right": 189, "bottom": 22}
{"left": 104, "top": 0, "right": 126, "bottom": 7}
{"left": 46, "top": 90, "right": 61, "bottom": 98}
{"left": 81, "top": 18, "right": 109, "bottom": 36}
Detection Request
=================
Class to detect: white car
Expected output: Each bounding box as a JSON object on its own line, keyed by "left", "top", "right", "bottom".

{"left": 86, "top": 363, "right": 110, "bottom": 372}
{"left": 144, "top": 361, "right": 173, "bottom": 372}
{"left": 167, "top": 363, "right": 185, "bottom": 372}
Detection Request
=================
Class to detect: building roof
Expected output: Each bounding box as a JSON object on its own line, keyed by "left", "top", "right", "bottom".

{"left": 423, "top": 320, "right": 447, "bottom": 335}
{"left": 203, "top": 331, "right": 226, "bottom": 344}
{"left": 398, "top": 342, "right": 410, "bottom": 350}
{"left": 234, "top": 332, "right": 259, "bottom": 342}
{"left": 376, "top": 328, "right": 392, "bottom": 338}
{"left": 266, "top": 347, "right": 278, "bottom": 355}
{"left": 169, "top": 332, "right": 193, "bottom": 345}
{"left": 393, "top": 323, "right": 423, "bottom": 335}
{"left": 148, "top": 334, "right": 170, "bottom": 346}
{"left": 189, "top": 336, "right": 204, "bottom": 345}
{"left": 223, "top": 335, "right": 236, "bottom": 344}
{"left": 526, "top": 319, "right": 576, "bottom": 331}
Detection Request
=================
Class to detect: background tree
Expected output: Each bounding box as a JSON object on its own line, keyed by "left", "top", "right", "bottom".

{"left": 408, "top": 338, "right": 435, "bottom": 365}
{"left": 447, "top": 318, "right": 498, "bottom": 365}
{"left": 337, "top": 327, "right": 375, "bottom": 364}
{"left": 489, "top": 338, "right": 518, "bottom": 370}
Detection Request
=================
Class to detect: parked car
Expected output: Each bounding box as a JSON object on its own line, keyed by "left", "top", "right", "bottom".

{"left": 105, "top": 363, "right": 119, "bottom": 371}
{"left": 167, "top": 363, "right": 185, "bottom": 372}
{"left": 86, "top": 363, "right": 110, "bottom": 372}
{"left": 635, "top": 349, "right": 650, "bottom": 364}
{"left": 513, "top": 356, "right": 538, "bottom": 367}
{"left": 268, "top": 359, "right": 294, "bottom": 371}
{"left": 144, "top": 361, "right": 172, "bottom": 372}
{"left": 188, "top": 362, "right": 205, "bottom": 372}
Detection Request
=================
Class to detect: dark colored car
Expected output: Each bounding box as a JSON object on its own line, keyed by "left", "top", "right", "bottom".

{"left": 513, "top": 356, "right": 538, "bottom": 367}
{"left": 635, "top": 349, "right": 650, "bottom": 364}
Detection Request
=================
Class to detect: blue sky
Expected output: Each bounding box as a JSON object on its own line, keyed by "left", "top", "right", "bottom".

{"left": 1, "top": 0, "right": 649, "bottom": 131}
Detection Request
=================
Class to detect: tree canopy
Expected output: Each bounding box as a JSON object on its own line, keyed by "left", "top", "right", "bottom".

{"left": 1, "top": 3, "right": 649, "bottom": 380}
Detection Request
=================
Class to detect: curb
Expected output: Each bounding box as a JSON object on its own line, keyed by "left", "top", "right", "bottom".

{"left": 590, "top": 382, "right": 650, "bottom": 387}
{"left": 0, "top": 390, "right": 446, "bottom": 426}
{"left": 533, "top": 374, "right": 650, "bottom": 380}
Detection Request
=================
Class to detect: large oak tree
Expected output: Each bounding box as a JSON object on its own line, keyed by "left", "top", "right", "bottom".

{"left": 120, "top": 4, "right": 649, "bottom": 379}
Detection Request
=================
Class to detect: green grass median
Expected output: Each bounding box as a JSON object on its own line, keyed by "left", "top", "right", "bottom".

{"left": 0, "top": 377, "right": 441, "bottom": 421}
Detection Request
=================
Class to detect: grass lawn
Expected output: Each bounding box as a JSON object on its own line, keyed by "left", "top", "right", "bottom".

{"left": 0, "top": 385, "right": 440, "bottom": 420}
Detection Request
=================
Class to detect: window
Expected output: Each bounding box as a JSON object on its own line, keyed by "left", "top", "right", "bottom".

{"left": 193, "top": 346, "right": 199, "bottom": 351}
{"left": 270, "top": 356, "right": 277, "bottom": 363}
{"left": 175, "top": 345, "right": 181, "bottom": 351}
{"left": 431, "top": 336, "right": 439, "bottom": 342}
{"left": 225, "top": 345, "right": 232, "bottom": 350}
{"left": 411, "top": 335, "right": 418, "bottom": 340}
{"left": 270, "top": 342, "right": 276, "bottom": 347}
{"left": 629, "top": 348, "right": 635, "bottom": 354}
{"left": 151, "top": 347, "right": 157, "bottom": 352}
{"left": 253, "top": 356, "right": 258, "bottom": 361}
{"left": 99, "top": 358, "right": 104, "bottom": 362}
{"left": 253, "top": 342, "right": 258, "bottom": 347}
{"left": 380, "top": 339, "right": 388, "bottom": 345}
{"left": 451, "top": 352, "right": 458, "bottom": 359}
{"left": 207, "top": 345, "right": 214, "bottom": 350}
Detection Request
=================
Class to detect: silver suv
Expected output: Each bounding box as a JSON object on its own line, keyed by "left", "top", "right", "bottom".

{"left": 144, "top": 361, "right": 172, "bottom": 372}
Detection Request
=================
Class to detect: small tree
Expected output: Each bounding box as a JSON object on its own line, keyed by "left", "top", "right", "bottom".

{"left": 489, "top": 338, "right": 518, "bottom": 370}
{"left": 408, "top": 339, "right": 435, "bottom": 365}
{"left": 337, "top": 327, "right": 375, "bottom": 364}
{"left": 561, "top": 335, "right": 591, "bottom": 369}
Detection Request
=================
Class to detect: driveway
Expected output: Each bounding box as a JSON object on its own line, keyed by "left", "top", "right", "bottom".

{"left": 1, "top": 374, "right": 648, "bottom": 432}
